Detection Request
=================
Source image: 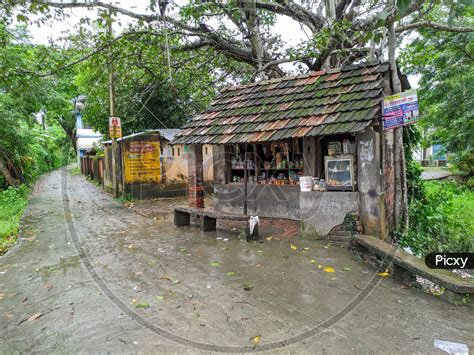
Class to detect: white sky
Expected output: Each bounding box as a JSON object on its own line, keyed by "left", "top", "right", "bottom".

{"left": 24, "top": 0, "right": 419, "bottom": 87}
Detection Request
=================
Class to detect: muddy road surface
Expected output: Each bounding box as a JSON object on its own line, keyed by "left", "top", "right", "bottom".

{"left": 0, "top": 169, "right": 472, "bottom": 353}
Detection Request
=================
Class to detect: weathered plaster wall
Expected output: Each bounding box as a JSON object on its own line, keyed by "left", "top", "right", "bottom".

{"left": 356, "top": 126, "right": 384, "bottom": 238}
{"left": 215, "top": 184, "right": 361, "bottom": 237}
{"left": 214, "top": 184, "right": 300, "bottom": 220}
{"left": 163, "top": 144, "right": 214, "bottom": 182}
{"left": 299, "top": 191, "right": 360, "bottom": 238}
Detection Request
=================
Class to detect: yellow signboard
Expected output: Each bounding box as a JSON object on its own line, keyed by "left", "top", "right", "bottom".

{"left": 123, "top": 141, "right": 161, "bottom": 184}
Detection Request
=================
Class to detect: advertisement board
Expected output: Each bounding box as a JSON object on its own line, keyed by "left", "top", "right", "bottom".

{"left": 383, "top": 89, "right": 419, "bottom": 130}
{"left": 123, "top": 141, "right": 161, "bottom": 184}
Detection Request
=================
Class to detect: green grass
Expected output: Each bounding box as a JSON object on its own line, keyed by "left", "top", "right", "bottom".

{"left": 0, "top": 185, "right": 30, "bottom": 255}
{"left": 68, "top": 166, "right": 81, "bottom": 175}
{"left": 399, "top": 180, "right": 474, "bottom": 255}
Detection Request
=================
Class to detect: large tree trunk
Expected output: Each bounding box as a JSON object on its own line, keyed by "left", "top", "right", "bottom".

{"left": 387, "top": 18, "right": 409, "bottom": 232}
{"left": 0, "top": 154, "right": 19, "bottom": 188}
{"left": 238, "top": 0, "right": 265, "bottom": 78}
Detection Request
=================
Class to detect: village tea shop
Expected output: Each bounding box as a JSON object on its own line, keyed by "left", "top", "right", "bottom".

{"left": 173, "top": 61, "right": 413, "bottom": 239}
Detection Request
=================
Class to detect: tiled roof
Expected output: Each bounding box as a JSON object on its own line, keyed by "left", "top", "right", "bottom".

{"left": 173, "top": 61, "right": 389, "bottom": 144}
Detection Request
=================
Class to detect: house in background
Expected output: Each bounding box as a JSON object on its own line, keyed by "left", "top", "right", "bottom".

{"left": 75, "top": 110, "right": 102, "bottom": 165}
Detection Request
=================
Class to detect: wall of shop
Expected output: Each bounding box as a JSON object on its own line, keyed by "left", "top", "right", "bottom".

{"left": 162, "top": 144, "right": 214, "bottom": 182}
{"left": 214, "top": 183, "right": 361, "bottom": 237}
{"left": 214, "top": 184, "right": 301, "bottom": 220}
{"left": 299, "top": 191, "right": 360, "bottom": 237}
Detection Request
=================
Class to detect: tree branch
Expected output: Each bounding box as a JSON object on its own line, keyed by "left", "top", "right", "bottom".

{"left": 396, "top": 21, "right": 474, "bottom": 33}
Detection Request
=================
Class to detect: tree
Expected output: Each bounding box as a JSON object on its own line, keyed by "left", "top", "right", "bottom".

{"left": 400, "top": 4, "right": 474, "bottom": 174}
{"left": 4, "top": 0, "right": 473, "bottom": 79}
{"left": 0, "top": 23, "right": 75, "bottom": 187}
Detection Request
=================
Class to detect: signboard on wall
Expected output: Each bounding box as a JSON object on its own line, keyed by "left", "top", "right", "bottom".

{"left": 123, "top": 141, "right": 161, "bottom": 184}
{"left": 383, "top": 89, "right": 419, "bottom": 130}
{"left": 109, "top": 116, "right": 122, "bottom": 139}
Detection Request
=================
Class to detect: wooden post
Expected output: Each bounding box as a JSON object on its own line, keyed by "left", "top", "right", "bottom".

{"left": 187, "top": 144, "right": 204, "bottom": 208}
{"left": 243, "top": 143, "right": 248, "bottom": 215}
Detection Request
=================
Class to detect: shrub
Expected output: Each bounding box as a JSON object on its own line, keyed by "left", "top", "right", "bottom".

{"left": 0, "top": 185, "right": 30, "bottom": 254}
{"left": 398, "top": 180, "right": 474, "bottom": 256}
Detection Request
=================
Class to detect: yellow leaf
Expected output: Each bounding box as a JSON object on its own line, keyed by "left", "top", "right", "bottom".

{"left": 303, "top": 247, "right": 310, "bottom": 250}
{"left": 266, "top": 236, "right": 273, "bottom": 241}
{"left": 251, "top": 335, "right": 261, "bottom": 346}
{"left": 377, "top": 271, "right": 390, "bottom": 277}
{"left": 290, "top": 244, "right": 297, "bottom": 250}
{"left": 323, "top": 267, "right": 335, "bottom": 273}
{"left": 310, "top": 259, "right": 317, "bottom": 264}
{"left": 318, "top": 265, "right": 323, "bottom": 269}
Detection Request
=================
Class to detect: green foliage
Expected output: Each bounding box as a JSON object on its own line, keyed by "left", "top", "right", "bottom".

{"left": 397, "top": 180, "right": 474, "bottom": 256}
{"left": 0, "top": 185, "right": 29, "bottom": 255}
{"left": 400, "top": 5, "right": 474, "bottom": 174}
{"left": 404, "top": 125, "right": 424, "bottom": 201}
{"left": 0, "top": 23, "right": 74, "bottom": 188}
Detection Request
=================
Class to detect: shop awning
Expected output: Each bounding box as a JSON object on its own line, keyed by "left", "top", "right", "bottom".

{"left": 173, "top": 61, "right": 390, "bottom": 145}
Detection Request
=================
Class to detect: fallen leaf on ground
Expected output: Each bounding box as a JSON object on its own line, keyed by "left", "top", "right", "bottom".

{"left": 251, "top": 335, "right": 261, "bottom": 346}
{"left": 127, "top": 244, "right": 134, "bottom": 249}
{"left": 290, "top": 244, "right": 298, "bottom": 250}
{"left": 323, "top": 245, "right": 330, "bottom": 249}
{"left": 243, "top": 285, "right": 253, "bottom": 291}
{"left": 160, "top": 276, "right": 172, "bottom": 281}
{"left": 256, "top": 263, "right": 262, "bottom": 268}
{"left": 192, "top": 313, "right": 200, "bottom": 318}
{"left": 179, "top": 248, "right": 187, "bottom": 253}
{"left": 172, "top": 280, "right": 180, "bottom": 284}
{"left": 342, "top": 267, "right": 353, "bottom": 271}
{"left": 310, "top": 259, "right": 317, "bottom": 264}
{"left": 377, "top": 271, "right": 390, "bottom": 277}
{"left": 318, "top": 265, "right": 323, "bottom": 269}
{"left": 303, "top": 247, "right": 310, "bottom": 251}
{"left": 156, "top": 296, "right": 165, "bottom": 301}
{"left": 323, "top": 267, "right": 335, "bottom": 273}
{"left": 209, "top": 261, "right": 220, "bottom": 267}
{"left": 28, "top": 313, "right": 42, "bottom": 321}
{"left": 266, "top": 237, "right": 273, "bottom": 241}
{"left": 135, "top": 302, "right": 150, "bottom": 309}
{"left": 225, "top": 271, "right": 237, "bottom": 276}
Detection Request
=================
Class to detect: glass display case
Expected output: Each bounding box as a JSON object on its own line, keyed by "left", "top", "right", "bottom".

{"left": 325, "top": 155, "right": 355, "bottom": 191}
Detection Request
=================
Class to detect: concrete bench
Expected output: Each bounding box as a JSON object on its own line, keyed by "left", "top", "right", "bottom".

{"left": 174, "top": 206, "right": 258, "bottom": 240}
{"left": 353, "top": 235, "right": 474, "bottom": 303}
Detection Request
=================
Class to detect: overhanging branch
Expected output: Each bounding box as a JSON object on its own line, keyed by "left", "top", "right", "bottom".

{"left": 396, "top": 21, "right": 474, "bottom": 33}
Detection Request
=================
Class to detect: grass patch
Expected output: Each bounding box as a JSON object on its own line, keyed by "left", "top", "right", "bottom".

{"left": 0, "top": 185, "right": 30, "bottom": 255}
{"left": 398, "top": 180, "right": 474, "bottom": 256}
{"left": 68, "top": 166, "right": 81, "bottom": 175}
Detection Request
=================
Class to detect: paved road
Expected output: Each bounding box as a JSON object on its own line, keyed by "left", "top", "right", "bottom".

{"left": 421, "top": 171, "right": 452, "bottom": 180}
{"left": 0, "top": 169, "right": 472, "bottom": 354}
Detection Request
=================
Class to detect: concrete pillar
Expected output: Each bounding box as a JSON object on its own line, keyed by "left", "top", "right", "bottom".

{"left": 187, "top": 144, "right": 204, "bottom": 208}
{"left": 356, "top": 126, "right": 384, "bottom": 238}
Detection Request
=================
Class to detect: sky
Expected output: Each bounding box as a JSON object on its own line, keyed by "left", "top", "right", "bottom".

{"left": 24, "top": 0, "right": 418, "bottom": 87}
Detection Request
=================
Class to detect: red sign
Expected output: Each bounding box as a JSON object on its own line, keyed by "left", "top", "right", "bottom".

{"left": 109, "top": 116, "right": 122, "bottom": 139}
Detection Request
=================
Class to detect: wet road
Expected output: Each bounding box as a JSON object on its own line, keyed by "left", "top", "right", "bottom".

{"left": 0, "top": 168, "right": 472, "bottom": 354}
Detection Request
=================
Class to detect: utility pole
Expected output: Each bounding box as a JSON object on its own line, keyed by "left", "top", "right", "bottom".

{"left": 107, "top": 10, "right": 119, "bottom": 198}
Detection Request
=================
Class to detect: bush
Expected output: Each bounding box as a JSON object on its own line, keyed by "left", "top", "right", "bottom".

{"left": 0, "top": 185, "right": 30, "bottom": 255}
{"left": 398, "top": 180, "right": 474, "bottom": 256}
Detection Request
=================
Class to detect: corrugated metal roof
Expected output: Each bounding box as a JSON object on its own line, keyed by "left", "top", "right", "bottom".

{"left": 173, "top": 61, "right": 390, "bottom": 144}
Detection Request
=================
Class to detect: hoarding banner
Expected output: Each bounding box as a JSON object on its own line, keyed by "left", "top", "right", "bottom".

{"left": 383, "top": 89, "right": 419, "bottom": 130}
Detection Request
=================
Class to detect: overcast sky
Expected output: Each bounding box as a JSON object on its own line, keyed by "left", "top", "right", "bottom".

{"left": 24, "top": 0, "right": 418, "bottom": 87}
